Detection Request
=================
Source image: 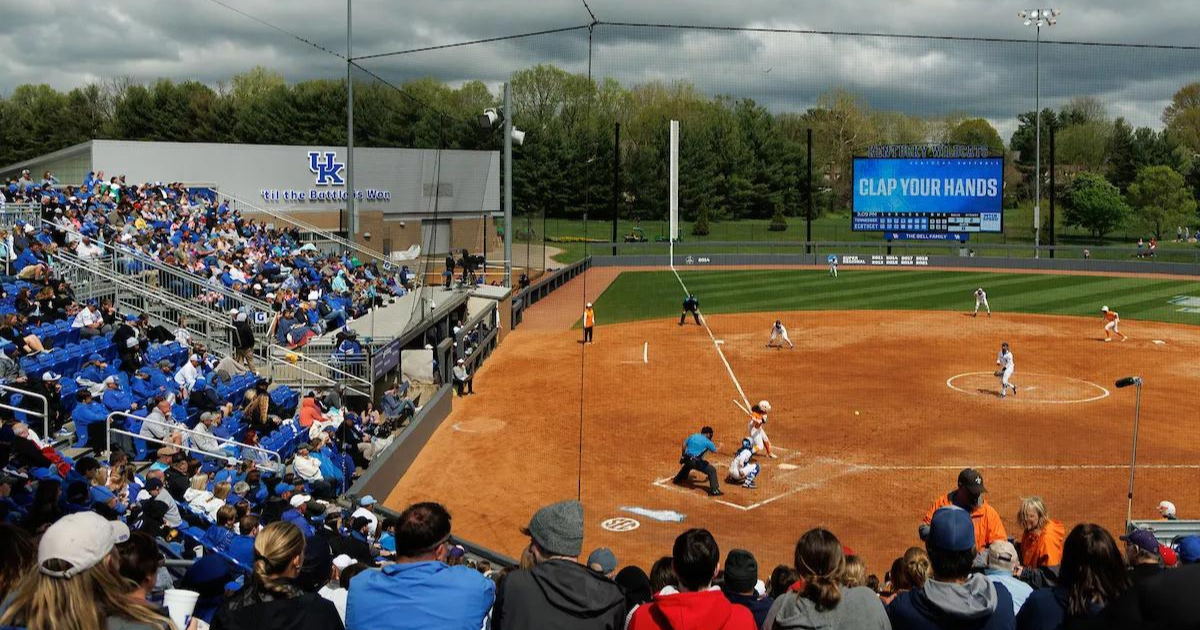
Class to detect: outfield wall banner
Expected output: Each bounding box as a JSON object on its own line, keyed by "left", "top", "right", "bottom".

{"left": 852, "top": 157, "right": 1003, "bottom": 233}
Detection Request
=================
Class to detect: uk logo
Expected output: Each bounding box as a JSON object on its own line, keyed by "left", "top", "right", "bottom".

{"left": 307, "top": 151, "right": 345, "bottom": 186}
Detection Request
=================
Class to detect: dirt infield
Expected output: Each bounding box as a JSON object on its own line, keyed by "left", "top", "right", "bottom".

{"left": 386, "top": 309, "right": 1200, "bottom": 574}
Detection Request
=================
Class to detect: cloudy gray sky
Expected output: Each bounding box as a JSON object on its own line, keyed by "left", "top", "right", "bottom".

{"left": 3, "top": 0, "right": 1198, "bottom": 138}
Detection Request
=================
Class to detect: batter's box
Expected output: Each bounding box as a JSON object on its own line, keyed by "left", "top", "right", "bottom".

{"left": 653, "top": 451, "right": 859, "bottom": 511}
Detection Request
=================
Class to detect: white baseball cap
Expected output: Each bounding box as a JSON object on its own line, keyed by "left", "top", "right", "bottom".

{"left": 1158, "top": 500, "right": 1177, "bottom": 517}
{"left": 332, "top": 554, "right": 355, "bottom": 571}
{"left": 38, "top": 512, "right": 130, "bottom": 578}
{"left": 290, "top": 494, "right": 312, "bottom": 507}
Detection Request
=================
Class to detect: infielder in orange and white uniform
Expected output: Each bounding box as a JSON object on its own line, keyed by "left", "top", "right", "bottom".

{"left": 748, "top": 400, "right": 778, "bottom": 458}
{"left": 1101, "top": 306, "right": 1127, "bottom": 342}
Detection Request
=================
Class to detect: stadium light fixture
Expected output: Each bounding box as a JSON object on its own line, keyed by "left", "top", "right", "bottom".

{"left": 1019, "top": 7, "right": 1060, "bottom": 259}
{"left": 479, "top": 108, "right": 500, "bottom": 129}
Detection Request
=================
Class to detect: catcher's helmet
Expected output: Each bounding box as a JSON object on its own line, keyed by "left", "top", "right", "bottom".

{"left": 741, "top": 438, "right": 752, "bottom": 451}
{"left": 758, "top": 400, "right": 771, "bottom": 412}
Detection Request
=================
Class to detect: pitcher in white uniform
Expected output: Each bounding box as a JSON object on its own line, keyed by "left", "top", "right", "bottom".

{"left": 766, "top": 320, "right": 795, "bottom": 350}
{"left": 996, "top": 341, "right": 1017, "bottom": 398}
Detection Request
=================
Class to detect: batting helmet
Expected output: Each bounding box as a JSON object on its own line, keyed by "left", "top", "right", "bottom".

{"left": 759, "top": 400, "right": 771, "bottom": 413}
{"left": 741, "top": 438, "right": 753, "bottom": 451}
{"left": 1101, "top": 305, "right": 1109, "bottom": 312}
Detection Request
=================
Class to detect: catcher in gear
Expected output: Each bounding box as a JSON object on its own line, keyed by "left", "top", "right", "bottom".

{"left": 728, "top": 438, "right": 762, "bottom": 489}
{"left": 748, "top": 400, "right": 778, "bottom": 458}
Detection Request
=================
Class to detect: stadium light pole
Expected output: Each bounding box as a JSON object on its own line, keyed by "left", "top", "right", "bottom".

{"left": 478, "top": 83, "right": 525, "bottom": 288}
{"left": 1019, "top": 8, "right": 1060, "bottom": 259}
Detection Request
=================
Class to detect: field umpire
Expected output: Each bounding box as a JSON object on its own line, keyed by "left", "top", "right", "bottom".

{"left": 679, "top": 294, "right": 701, "bottom": 326}
{"left": 672, "top": 426, "right": 723, "bottom": 496}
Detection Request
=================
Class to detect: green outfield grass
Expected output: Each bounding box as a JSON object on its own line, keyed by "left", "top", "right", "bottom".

{"left": 587, "top": 269, "right": 1200, "bottom": 326}
{"left": 530, "top": 208, "right": 1200, "bottom": 264}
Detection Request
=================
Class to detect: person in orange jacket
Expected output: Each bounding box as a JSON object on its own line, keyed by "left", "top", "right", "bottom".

{"left": 298, "top": 392, "right": 325, "bottom": 429}
{"left": 1015, "top": 496, "right": 1066, "bottom": 574}
{"left": 628, "top": 528, "right": 757, "bottom": 630}
{"left": 582, "top": 302, "right": 595, "bottom": 344}
{"left": 919, "top": 468, "right": 1007, "bottom": 553}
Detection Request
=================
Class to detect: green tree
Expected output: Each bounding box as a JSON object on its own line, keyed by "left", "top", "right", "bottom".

{"left": 692, "top": 202, "right": 711, "bottom": 236}
{"left": 768, "top": 201, "right": 788, "bottom": 231}
{"left": 1055, "top": 121, "right": 1111, "bottom": 173}
{"left": 1127, "top": 165, "right": 1198, "bottom": 239}
{"left": 1062, "top": 172, "right": 1128, "bottom": 239}
{"left": 1163, "top": 82, "right": 1200, "bottom": 153}
{"left": 947, "top": 118, "right": 1005, "bottom": 154}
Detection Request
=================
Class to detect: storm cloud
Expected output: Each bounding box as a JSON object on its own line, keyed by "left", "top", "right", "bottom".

{"left": 2, "top": 0, "right": 1198, "bottom": 139}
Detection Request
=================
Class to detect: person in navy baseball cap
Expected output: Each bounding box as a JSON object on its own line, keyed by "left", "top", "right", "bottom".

{"left": 890, "top": 506, "right": 1016, "bottom": 630}
{"left": 927, "top": 505, "right": 976, "bottom": 552}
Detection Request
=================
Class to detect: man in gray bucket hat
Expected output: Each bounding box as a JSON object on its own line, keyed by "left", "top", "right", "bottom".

{"left": 492, "top": 500, "right": 626, "bottom": 630}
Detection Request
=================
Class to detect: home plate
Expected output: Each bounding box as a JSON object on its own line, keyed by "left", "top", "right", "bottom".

{"left": 1153, "top": 340, "right": 1166, "bottom": 345}
{"left": 777, "top": 463, "right": 799, "bottom": 470}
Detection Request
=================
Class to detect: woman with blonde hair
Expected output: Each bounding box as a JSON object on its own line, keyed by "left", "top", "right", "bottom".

{"left": 881, "top": 547, "right": 930, "bottom": 605}
{"left": 211, "top": 521, "right": 343, "bottom": 630}
{"left": 841, "top": 555, "right": 868, "bottom": 589}
{"left": 0, "top": 512, "right": 173, "bottom": 630}
{"left": 763, "top": 528, "right": 889, "bottom": 630}
{"left": 1016, "top": 496, "right": 1066, "bottom": 586}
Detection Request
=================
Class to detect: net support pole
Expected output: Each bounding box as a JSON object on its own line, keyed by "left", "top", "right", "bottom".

{"left": 504, "top": 81, "right": 513, "bottom": 288}
{"left": 806, "top": 127, "right": 813, "bottom": 255}
{"left": 612, "top": 121, "right": 620, "bottom": 256}
{"left": 1049, "top": 125, "right": 1056, "bottom": 259}
{"left": 669, "top": 120, "right": 679, "bottom": 264}
{"left": 345, "top": 0, "right": 356, "bottom": 241}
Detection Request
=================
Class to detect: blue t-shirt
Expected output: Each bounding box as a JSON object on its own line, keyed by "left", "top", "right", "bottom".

{"left": 683, "top": 433, "right": 717, "bottom": 457}
{"left": 345, "top": 561, "right": 494, "bottom": 630}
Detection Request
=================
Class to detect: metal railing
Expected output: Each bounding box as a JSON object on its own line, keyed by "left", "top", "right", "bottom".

{"left": 39, "top": 218, "right": 273, "bottom": 317}
{"left": 213, "top": 189, "right": 390, "bottom": 268}
{"left": 263, "top": 343, "right": 372, "bottom": 399}
{"left": 0, "top": 204, "right": 40, "bottom": 228}
{"left": 105, "top": 411, "right": 284, "bottom": 471}
{"left": 50, "top": 250, "right": 240, "bottom": 354}
{"left": 0, "top": 383, "right": 49, "bottom": 442}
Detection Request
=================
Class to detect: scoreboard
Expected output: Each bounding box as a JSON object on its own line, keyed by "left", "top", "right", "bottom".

{"left": 852, "top": 156, "right": 1004, "bottom": 233}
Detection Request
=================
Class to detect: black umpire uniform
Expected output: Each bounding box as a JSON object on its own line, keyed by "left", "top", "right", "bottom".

{"left": 680, "top": 294, "right": 701, "bottom": 325}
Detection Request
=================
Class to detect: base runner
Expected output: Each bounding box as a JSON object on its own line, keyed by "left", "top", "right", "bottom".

{"left": 995, "top": 341, "right": 1017, "bottom": 398}
{"left": 1101, "top": 306, "right": 1128, "bottom": 342}
{"left": 973, "top": 288, "right": 991, "bottom": 317}
{"left": 727, "top": 438, "right": 761, "bottom": 489}
{"left": 748, "top": 400, "right": 778, "bottom": 458}
{"left": 766, "top": 320, "right": 795, "bottom": 350}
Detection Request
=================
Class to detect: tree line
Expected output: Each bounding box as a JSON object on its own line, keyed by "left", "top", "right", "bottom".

{"left": 2, "top": 65, "right": 1198, "bottom": 238}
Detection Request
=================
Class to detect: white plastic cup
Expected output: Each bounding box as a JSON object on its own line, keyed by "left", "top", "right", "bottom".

{"left": 163, "top": 588, "right": 200, "bottom": 629}
{"left": 194, "top": 545, "right": 204, "bottom": 558}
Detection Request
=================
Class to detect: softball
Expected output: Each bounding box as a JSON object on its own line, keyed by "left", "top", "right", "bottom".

{"left": 854, "top": 410, "right": 860, "bottom": 416}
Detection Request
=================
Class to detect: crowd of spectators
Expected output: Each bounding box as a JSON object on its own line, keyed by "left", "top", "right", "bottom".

{"left": 4, "top": 168, "right": 415, "bottom": 350}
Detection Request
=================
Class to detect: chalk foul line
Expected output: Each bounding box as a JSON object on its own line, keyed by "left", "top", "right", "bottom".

{"left": 670, "top": 263, "right": 750, "bottom": 409}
